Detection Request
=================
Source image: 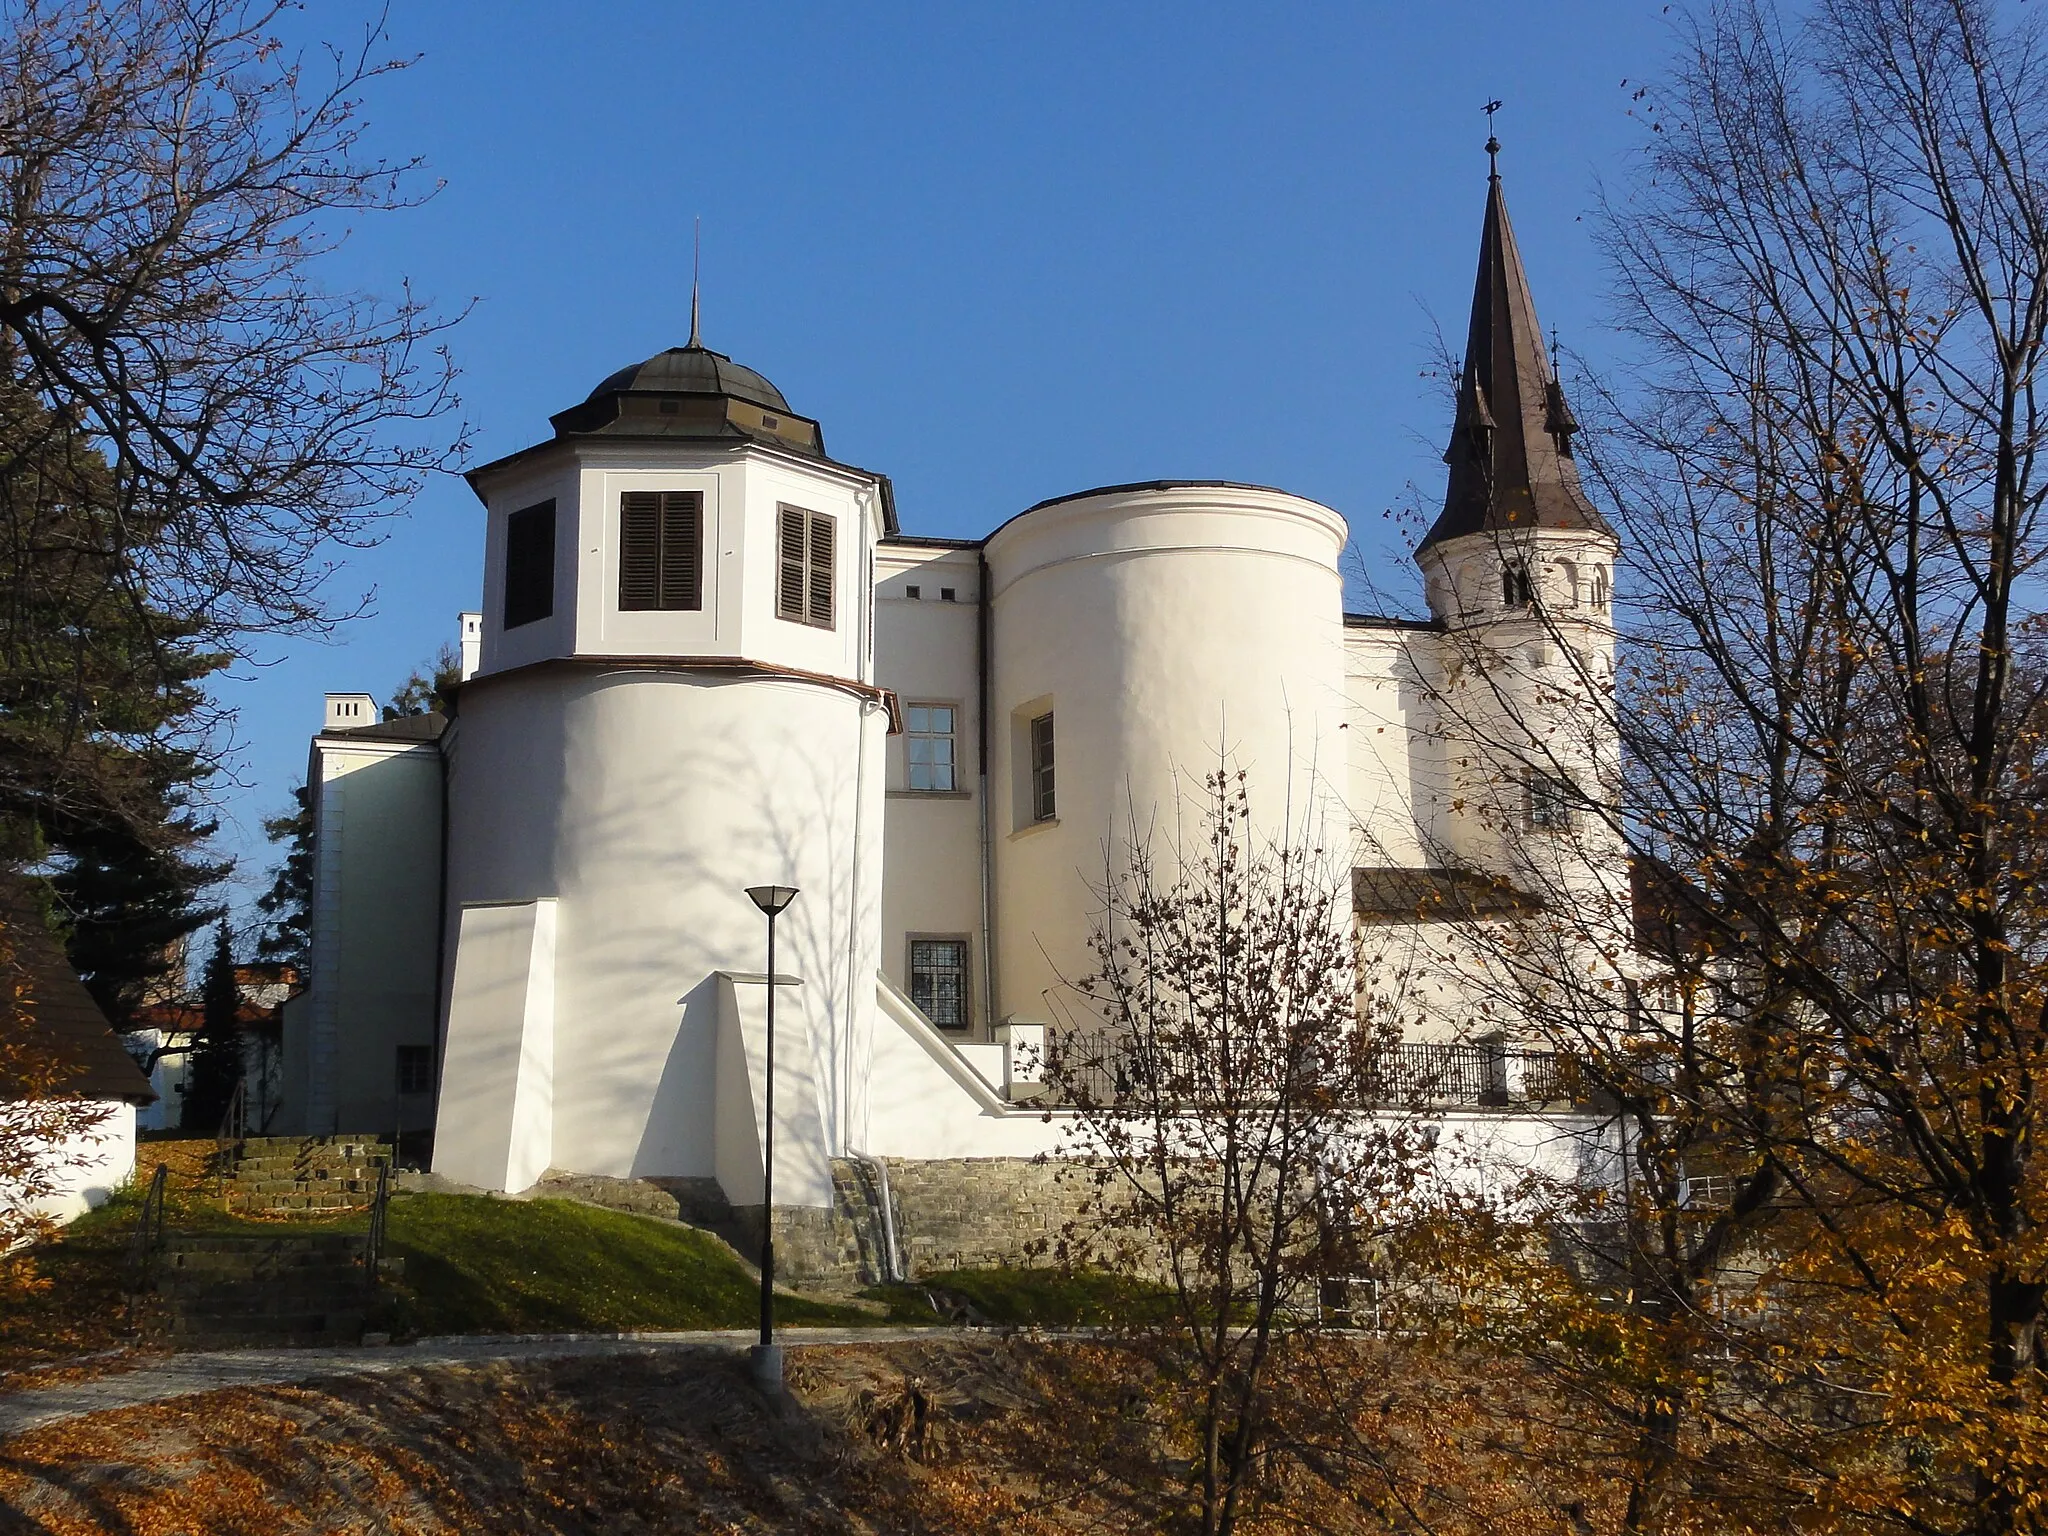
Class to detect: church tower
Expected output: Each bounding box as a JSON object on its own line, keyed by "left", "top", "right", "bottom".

{"left": 1417, "top": 142, "right": 1620, "bottom": 888}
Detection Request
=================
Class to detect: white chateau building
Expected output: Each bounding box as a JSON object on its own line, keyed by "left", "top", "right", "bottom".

{"left": 277, "top": 162, "right": 1625, "bottom": 1268}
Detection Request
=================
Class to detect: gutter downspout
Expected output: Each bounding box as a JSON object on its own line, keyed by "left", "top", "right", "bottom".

{"left": 977, "top": 549, "right": 998, "bottom": 1030}
{"left": 849, "top": 1149, "right": 903, "bottom": 1282}
{"left": 841, "top": 491, "right": 878, "bottom": 1153}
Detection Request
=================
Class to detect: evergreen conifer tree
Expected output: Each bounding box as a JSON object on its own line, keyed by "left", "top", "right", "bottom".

{"left": 182, "top": 922, "right": 243, "bottom": 1132}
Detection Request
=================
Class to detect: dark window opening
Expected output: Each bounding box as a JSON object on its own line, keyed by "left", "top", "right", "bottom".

{"left": 1030, "top": 712, "right": 1056, "bottom": 822}
{"left": 619, "top": 490, "right": 704, "bottom": 611}
{"left": 1527, "top": 770, "right": 1575, "bottom": 831}
{"left": 940, "top": 587, "right": 957, "bottom": 602}
{"left": 397, "top": 1045, "right": 434, "bottom": 1096}
{"left": 1502, "top": 561, "right": 1533, "bottom": 609}
{"left": 905, "top": 584, "right": 921, "bottom": 600}
{"left": 910, "top": 939, "right": 970, "bottom": 1031}
{"left": 502, "top": 500, "right": 556, "bottom": 630}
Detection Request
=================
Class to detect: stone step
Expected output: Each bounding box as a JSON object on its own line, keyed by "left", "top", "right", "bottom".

{"left": 160, "top": 1255, "right": 364, "bottom": 1273}
{"left": 162, "top": 1234, "right": 367, "bottom": 1256}
{"left": 171, "top": 1313, "right": 366, "bottom": 1344}
{"left": 159, "top": 1273, "right": 366, "bottom": 1296}
{"left": 161, "top": 1286, "right": 370, "bottom": 1310}
{"left": 236, "top": 1135, "right": 390, "bottom": 1155}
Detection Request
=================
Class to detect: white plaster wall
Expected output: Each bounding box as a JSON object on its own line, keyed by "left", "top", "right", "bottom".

{"left": 873, "top": 543, "right": 987, "bottom": 1031}
{"left": 300, "top": 737, "right": 443, "bottom": 1136}
{"left": 16, "top": 1099, "right": 131, "bottom": 1225}
{"left": 984, "top": 485, "right": 1352, "bottom": 1024}
{"left": 442, "top": 666, "right": 887, "bottom": 1193}
{"left": 477, "top": 456, "right": 581, "bottom": 676}
{"left": 435, "top": 899, "right": 556, "bottom": 1193}
{"left": 715, "top": 973, "right": 835, "bottom": 1207}
{"left": 1343, "top": 627, "right": 1432, "bottom": 866}
{"left": 863, "top": 976, "right": 1070, "bottom": 1160}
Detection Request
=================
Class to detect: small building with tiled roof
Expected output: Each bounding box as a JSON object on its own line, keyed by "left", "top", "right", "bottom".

{"left": 0, "top": 882, "right": 155, "bottom": 1224}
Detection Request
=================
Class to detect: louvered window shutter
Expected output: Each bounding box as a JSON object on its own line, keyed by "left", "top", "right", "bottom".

{"left": 806, "top": 511, "right": 835, "bottom": 627}
{"left": 619, "top": 491, "right": 702, "bottom": 611}
{"left": 619, "top": 492, "right": 660, "bottom": 609}
{"left": 659, "top": 492, "right": 701, "bottom": 609}
{"left": 777, "top": 507, "right": 808, "bottom": 620}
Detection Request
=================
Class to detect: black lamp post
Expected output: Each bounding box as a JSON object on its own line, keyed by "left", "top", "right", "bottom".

{"left": 743, "top": 883, "right": 798, "bottom": 1395}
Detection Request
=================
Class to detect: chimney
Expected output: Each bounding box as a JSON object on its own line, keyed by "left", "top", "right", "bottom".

{"left": 324, "top": 693, "right": 377, "bottom": 732}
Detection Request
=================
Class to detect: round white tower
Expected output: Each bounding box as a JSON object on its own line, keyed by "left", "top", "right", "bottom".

{"left": 983, "top": 481, "right": 1351, "bottom": 1024}
{"left": 435, "top": 341, "right": 889, "bottom": 1206}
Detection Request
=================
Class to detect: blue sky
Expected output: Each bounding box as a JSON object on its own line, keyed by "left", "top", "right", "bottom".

{"left": 215, "top": 0, "right": 1676, "bottom": 916}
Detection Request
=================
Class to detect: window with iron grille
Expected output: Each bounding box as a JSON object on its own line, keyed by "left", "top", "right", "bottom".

{"left": 1029, "top": 712, "right": 1055, "bottom": 821}
{"left": 397, "top": 1045, "right": 434, "bottom": 1095}
{"left": 502, "top": 500, "right": 556, "bottom": 629}
{"left": 905, "top": 703, "right": 957, "bottom": 792}
{"left": 1526, "top": 769, "right": 1575, "bottom": 830}
{"left": 619, "top": 491, "right": 703, "bottom": 610}
{"left": 910, "top": 938, "right": 970, "bottom": 1030}
{"left": 776, "top": 505, "right": 835, "bottom": 628}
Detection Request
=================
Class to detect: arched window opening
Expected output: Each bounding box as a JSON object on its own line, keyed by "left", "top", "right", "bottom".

{"left": 1502, "top": 561, "right": 1533, "bottom": 609}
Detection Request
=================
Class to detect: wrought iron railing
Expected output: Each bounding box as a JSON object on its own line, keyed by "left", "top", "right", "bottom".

{"left": 126, "top": 1161, "right": 169, "bottom": 1314}
{"left": 1044, "top": 1033, "right": 1579, "bottom": 1111}
{"left": 364, "top": 1160, "right": 392, "bottom": 1294}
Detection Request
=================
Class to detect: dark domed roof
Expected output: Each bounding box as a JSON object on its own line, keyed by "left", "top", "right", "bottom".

{"left": 585, "top": 344, "right": 791, "bottom": 413}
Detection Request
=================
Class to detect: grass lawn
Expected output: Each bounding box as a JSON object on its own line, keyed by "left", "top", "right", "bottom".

{"left": 863, "top": 1265, "right": 1175, "bottom": 1327}
{"left": 378, "top": 1193, "right": 874, "bottom": 1336}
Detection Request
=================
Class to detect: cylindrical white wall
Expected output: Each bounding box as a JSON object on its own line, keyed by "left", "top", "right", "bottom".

{"left": 443, "top": 665, "right": 886, "bottom": 1181}
{"left": 984, "top": 483, "right": 1351, "bottom": 1023}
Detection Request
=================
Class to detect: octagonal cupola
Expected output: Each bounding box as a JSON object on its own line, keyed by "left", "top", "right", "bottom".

{"left": 463, "top": 327, "right": 892, "bottom": 688}
{"left": 547, "top": 340, "right": 827, "bottom": 459}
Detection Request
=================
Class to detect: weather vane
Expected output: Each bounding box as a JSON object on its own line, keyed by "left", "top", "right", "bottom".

{"left": 1483, "top": 99, "right": 1503, "bottom": 177}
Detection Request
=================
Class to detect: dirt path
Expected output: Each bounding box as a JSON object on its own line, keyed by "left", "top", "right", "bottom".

{"left": 0, "top": 1327, "right": 945, "bottom": 1441}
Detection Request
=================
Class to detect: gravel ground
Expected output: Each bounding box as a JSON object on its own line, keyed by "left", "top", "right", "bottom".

{"left": 0, "top": 1326, "right": 946, "bottom": 1441}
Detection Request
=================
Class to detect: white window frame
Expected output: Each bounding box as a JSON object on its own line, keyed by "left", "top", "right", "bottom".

{"left": 904, "top": 702, "right": 959, "bottom": 793}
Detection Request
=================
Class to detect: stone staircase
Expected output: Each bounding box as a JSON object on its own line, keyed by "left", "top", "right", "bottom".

{"left": 155, "top": 1232, "right": 374, "bottom": 1348}
{"left": 225, "top": 1135, "right": 391, "bottom": 1214}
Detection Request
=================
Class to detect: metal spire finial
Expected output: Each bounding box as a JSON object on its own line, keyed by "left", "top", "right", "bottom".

{"left": 688, "top": 216, "right": 703, "bottom": 348}
{"left": 1483, "top": 99, "right": 1503, "bottom": 180}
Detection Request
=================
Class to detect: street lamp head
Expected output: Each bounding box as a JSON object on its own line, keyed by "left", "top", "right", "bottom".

{"left": 745, "top": 884, "right": 799, "bottom": 917}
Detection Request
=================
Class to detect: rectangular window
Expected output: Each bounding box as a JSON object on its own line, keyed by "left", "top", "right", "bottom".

{"left": 1526, "top": 770, "right": 1575, "bottom": 831}
{"left": 503, "top": 500, "right": 557, "bottom": 630}
{"left": 905, "top": 703, "right": 957, "bottom": 792}
{"left": 909, "top": 938, "right": 970, "bottom": 1031}
{"left": 619, "top": 490, "right": 703, "bottom": 611}
{"left": 776, "top": 505, "right": 836, "bottom": 628}
{"left": 1029, "top": 711, "right": 1055, "bottom": 822}
{"left": 396, "top": 1045, "right": 434, "bottom": 1096}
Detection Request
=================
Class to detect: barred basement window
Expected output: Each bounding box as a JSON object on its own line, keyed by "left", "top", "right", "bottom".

{"left": 905, "top": 703, "right": 957, "bottom": 791}
{"left": 618, "top": 491, "right": 703, "bottom": 610}
{"left": 502, "top": 500, "right": 556, "bottom": 630}
{"left": 910, "top": 938, "right": 970, "bottom": 1031}
{"left": 1030, "top": 711, "right": 1056, "bottom": 822}
{"left": 397, "top": 1045, "right": 434, "bottom": 1095}
{"left": 776, "top": 505, "right": 836, "bottom": 628}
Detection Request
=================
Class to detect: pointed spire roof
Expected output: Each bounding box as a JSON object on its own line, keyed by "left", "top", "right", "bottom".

{"left": 1420, "top": 152, "right": 1613, "bottom": 553}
